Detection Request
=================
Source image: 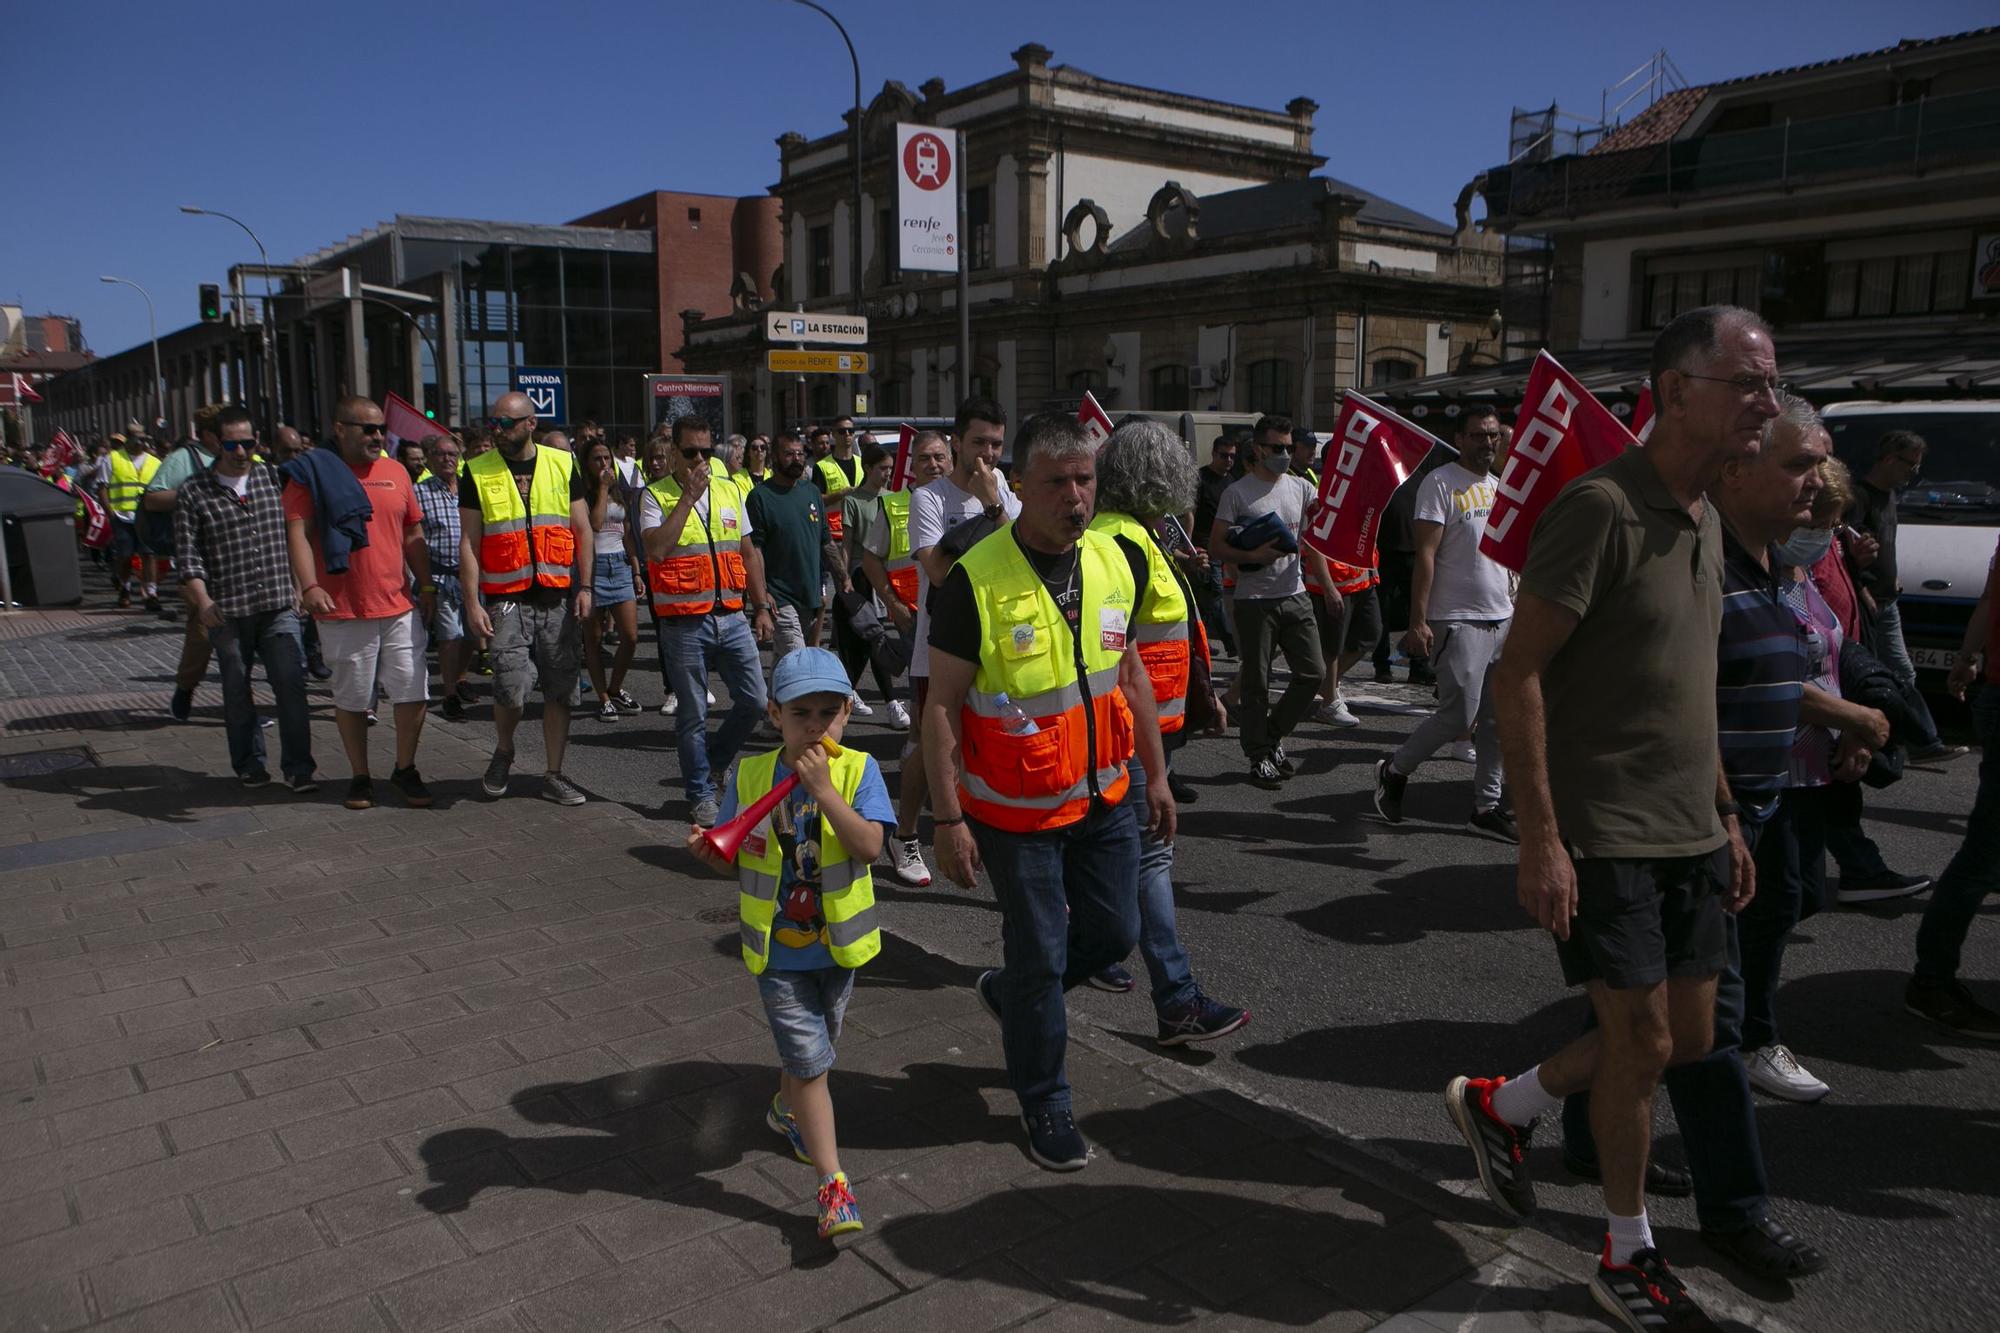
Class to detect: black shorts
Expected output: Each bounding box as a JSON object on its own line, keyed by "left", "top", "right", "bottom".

{"left": 1555, "top": 846, "right": 1730, "bottom": 990}
{"left": 1312, "top": 585, "right": 1383, "bottom": 660}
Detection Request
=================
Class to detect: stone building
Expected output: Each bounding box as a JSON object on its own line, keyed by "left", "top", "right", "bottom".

{"left": 678, "top": 43, "right": 1503, "bottom": 438}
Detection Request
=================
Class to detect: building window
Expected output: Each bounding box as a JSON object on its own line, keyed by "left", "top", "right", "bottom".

{"left": 1150, "top": 364, "right": 1189, "bottom": 411}
{"left": 1369, "top": 358, "right": 1417, "bottom": 387}
{"left": 1823, "top": 246, "right": 1969, "bottom": 319}
{"left": 810, "top": 225, "right": 832, "bottom": 299}
{"left": 1642, "top": 258, "right": 1761, "bottom": 329}
{"left": 968, "top": 186, "right": 994, "bottom": 272}
{"left": 810, "top": 381, "right": 836, "bottom": 420}
{"left": 1246, "top": 359, "right": 1293, "bottom": 415}
{"left": 688, "top": 206, "right": 701, "bottom": 228}
{"left": 969, "top": 375, "right": 994, "bottom": 402}
{"left": 879, "top": 207, "right": 900, "bottom": 285}
{"left": 1068, "top": 369, "right": 1103, "bottom": 394}
{"left": 875, "top": 379, "right": 902, "bottom": 416}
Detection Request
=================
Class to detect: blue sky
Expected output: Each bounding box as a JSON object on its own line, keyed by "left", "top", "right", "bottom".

{"left": 9, "top": 0, "right": 1991, "bottom": 358}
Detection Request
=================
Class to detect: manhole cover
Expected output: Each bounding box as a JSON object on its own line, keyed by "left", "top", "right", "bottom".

{"left": 696, "top": 906, "right": 738, "bottom": 925}
{"left": 0, "top": 746, "right": 98, "bottom": 782}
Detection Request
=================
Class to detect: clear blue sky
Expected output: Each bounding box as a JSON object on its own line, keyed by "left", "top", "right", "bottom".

{"left": 9, "top": 0, "right": 1990, "bottom": 358}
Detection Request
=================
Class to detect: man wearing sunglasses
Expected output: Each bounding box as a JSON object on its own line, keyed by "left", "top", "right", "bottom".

{"left": 459, "top": 392, "right": 595, "bottom": 807}
{"left": 176, "top": 405, "right": 315, "bottom": 792}
{"left": 284, "top": 397, "right": 435, "bottom": 811}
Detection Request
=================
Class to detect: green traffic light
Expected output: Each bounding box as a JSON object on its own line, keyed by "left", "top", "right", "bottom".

{"left": 425, "top": 409, "right": 436, "bottom": 419}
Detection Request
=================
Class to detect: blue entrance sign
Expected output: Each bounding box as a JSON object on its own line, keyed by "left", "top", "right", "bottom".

{"left": 512, "top": 367, "right": 567, "bottom": 424}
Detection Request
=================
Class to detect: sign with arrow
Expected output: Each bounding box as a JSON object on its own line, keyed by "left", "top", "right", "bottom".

{"left": 512, "top": 367, "right": 567, "bottom": 424}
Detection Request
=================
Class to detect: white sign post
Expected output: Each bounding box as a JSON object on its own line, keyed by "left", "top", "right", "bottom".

{"left": 896, "top": 123, "right": 958, "bottom": 274}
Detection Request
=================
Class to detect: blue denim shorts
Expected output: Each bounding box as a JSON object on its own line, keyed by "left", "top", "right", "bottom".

{"left": 429, "top": 577, "right": 464, "bottom": 642}
{"left": 756, "top": 966, "right": 855, "bottom": 1079}
{"left": 592, "top": 550, "right": 637, "bottom": 606}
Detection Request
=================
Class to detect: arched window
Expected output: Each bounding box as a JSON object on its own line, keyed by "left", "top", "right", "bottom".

{"left": 1149, "top": 364, "right": 1188, "bottom": 411}
{"left": 1370, "top": 357, "right": 1418, "bottom": 386}
{"left": 1245, "top": 359, "right": 1293, "bottom": 416}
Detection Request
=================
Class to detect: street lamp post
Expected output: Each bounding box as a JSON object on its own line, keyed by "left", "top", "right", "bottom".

{"left": 181, "top": 205, "right": 281, "bottom": 433}
{"left": 788, "top": 1, "right": 866, "bottom": 328}
{"left": 98, "top": 276, "right": 166, "bottom": 431}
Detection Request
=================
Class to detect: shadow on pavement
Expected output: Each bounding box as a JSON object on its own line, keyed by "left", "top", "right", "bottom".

{"left": 1286, "top": 862, "right": 1530, "bottom": 946}
{"left": 5, "top": 762, "right": 249, "bottom": 823}
{"left": 1235, "top": 997, "right": 1584, "bottom": 1093}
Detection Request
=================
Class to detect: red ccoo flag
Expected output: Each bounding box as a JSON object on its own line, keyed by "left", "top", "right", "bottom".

{"left": 382, "top": 391, "right": 438, "bottom": 451}
{"left": 1078, "top": 391, "right": 1115, "bottom": 447}
{"left": 1631, "top": 383, "right": 1656, "bottom": 441}
{"left": 887, "top": 423, "right": 918, "bottom": 491}
{"left": 1479, "top": 351, "right": 1637, "bottom": 572}
{"left": 50, "top": 428, "right": 80, "bottom": 472}
{"left": 1302, "top": 391, "right": 1442, "bottom": 568}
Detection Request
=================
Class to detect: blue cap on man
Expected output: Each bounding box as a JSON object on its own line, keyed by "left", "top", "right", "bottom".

{"left": 771, "top": 647, "right": 851, "bottom": 703}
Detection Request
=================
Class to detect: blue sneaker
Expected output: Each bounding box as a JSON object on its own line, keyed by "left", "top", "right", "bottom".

{"left": 1022, "top": 1105, "right": 1089, "bottom": 1171}
{"left": 1157, "top": 992, "right": 1251, "bottom": 1047}
{"left": 766, "top": 1094, "right": 811, "bottom": 1165}
{"left": 1088, "top": 964, "right": 1136, "bottom": 993}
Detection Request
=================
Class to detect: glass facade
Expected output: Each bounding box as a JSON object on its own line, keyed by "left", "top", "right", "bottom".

{"left": 401, "top": 238, "right": 660, "bottom": 435}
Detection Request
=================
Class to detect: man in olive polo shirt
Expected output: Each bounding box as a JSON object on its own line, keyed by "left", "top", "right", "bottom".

{"left": 1445, "top": 305, "right": 1778, "bottom": 1330}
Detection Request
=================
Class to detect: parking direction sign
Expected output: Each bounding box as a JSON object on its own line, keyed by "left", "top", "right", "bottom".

{"left": 763, "top": 312, "right": 869, "bottom": 346}
{"left": 512, "top": 367, "right": 567, "bottom": 423}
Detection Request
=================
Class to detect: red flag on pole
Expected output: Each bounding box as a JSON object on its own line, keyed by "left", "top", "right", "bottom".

{"left": 2, "top": 373, "right": 45, "bottom": 405}
{"left": 382, "top": 391, "right": 435, "bottom": 451}
{"left": 1631, "top": 384, "right": 1656, "bottom": 441}
{"left": 50, "top": 428, "right": 80, "bottom": 472}
{"left": 1478, "top": 351, "right": 1637, "bottom": 572}
{"left": 70, "top": 479, "right": 111, "bottom": 549}
{"left": 888, "top": 423, "right": 918, "bottom": 491}
{"left": 1078, "top": 391, "right": 1115, "bottom": 447}
{"left": 1302, "top": 391, "right": 1442, "bottom": 568}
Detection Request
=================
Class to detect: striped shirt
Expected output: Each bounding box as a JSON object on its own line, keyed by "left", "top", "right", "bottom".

{"left": 1717, "top": 528, "right": 1806, "bottom": 818}
{"left": 414, "top": 473, "right": 461, "bottom": 573}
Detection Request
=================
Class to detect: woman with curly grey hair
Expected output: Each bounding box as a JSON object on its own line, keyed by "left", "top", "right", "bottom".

{"left": 1082, "top": 418, "right": 1249, "bottom": 1045}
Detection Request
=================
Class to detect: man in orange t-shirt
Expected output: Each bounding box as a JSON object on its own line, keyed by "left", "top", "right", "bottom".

{"left": 284, "top": 396, "right": 435, "bottom": 812}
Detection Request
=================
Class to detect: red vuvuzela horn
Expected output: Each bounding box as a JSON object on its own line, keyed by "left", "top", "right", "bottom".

{"left": 700, "top": 738, "right": 844, "bottom": 861}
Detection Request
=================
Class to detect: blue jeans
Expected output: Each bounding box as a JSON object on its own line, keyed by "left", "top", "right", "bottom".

{"left": 972, "top": 793, "right": 1141, "bottom": 1113}
{"left": 1739, "top": 796, "right": 1827, "bottom": 1053}
{"left": 1127, "top": 765, "right": 1197, "bottom": 1015}
{"left": 1914, "top": 686, "right": 2000, "bottom": 985}
{"left": 1562, "top": 825, "right": 1768, "bottom": 1234}
{"left": 210, "top": 609, "right": 313, "bottom": 782}
{"left": 659, "top": 612, "right": 767, "bottom": 803}
{"left": 1874, "top": 601, "right": 1943, "bottom": 748}
{"left": 756, "top": 966, "right": 855, "bottom": 1080}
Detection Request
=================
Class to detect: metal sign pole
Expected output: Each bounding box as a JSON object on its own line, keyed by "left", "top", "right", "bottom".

{"left": 956, "top": 130, "right": 971, "bottom": 411}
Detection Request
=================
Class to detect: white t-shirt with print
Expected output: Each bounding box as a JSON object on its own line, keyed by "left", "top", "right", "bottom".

{"left": 1410, "top": 461, "right": 1513, "bottom": 620}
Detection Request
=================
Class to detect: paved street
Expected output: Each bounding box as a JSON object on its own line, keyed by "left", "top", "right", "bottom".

{"left": 1, "top": 592, "right": 1992, "bottom": 1332}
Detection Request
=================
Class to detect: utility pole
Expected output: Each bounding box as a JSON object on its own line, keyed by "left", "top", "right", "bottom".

{"left": 181, "top": 206, "right": 281, "bottom": 433}
{"left": 98, "top": 276, "right": 165, "bottom": 430}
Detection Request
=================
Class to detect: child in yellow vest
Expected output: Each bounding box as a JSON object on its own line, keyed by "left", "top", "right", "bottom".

{"left": 686, "top": 647, "right": 891, "bottom": 1242}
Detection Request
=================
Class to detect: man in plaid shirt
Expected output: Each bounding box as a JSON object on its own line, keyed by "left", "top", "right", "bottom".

{"left": 416, "top": 434, "right": 472, "bottom": 720}
{"left": 174, "top": 406, "right": 316, "bottom": 791}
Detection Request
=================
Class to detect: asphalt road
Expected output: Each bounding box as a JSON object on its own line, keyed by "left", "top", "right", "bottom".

{"left": 439, "top": 635, "right": 1993, "bottom": 1333}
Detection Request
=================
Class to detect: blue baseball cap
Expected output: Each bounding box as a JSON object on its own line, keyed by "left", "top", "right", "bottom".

{"left": 771, "top": 647, "right": 851, "bottom": 703}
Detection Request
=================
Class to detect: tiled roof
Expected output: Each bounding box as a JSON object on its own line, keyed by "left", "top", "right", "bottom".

{"left": 1106, "top": 176, "right": 1453, "bottom": 254}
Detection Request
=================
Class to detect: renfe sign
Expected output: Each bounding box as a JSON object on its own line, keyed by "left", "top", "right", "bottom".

{"left": 896, "top": 123, "right": 957, "bottom": 274}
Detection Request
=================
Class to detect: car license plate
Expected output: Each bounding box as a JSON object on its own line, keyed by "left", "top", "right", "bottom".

{"left": 1910, "top": 647, "right": 1955, "bottom": 672}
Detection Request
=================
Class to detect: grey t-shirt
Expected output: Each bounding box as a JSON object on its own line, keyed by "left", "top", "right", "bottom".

{"left": 1215, "top": 471, "right": 1312, "bottom": 600}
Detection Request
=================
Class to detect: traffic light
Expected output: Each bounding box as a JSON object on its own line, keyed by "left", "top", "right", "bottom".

{"left": 424, "top": 403, "right": 437, "bottom": 420}
{"left": 198, "top": 284, "right": 222, "bottom": 322}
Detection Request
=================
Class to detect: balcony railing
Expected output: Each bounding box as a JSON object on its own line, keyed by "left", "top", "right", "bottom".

{"left": 1488, "top": 85, "right": 2000, "bottom": 222}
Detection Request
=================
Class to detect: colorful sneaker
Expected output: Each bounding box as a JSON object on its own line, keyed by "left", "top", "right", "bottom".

{"left": 816, "top": 1172, "right": 863, "bottom": 1242}
{"left": 767, "top": 1094, "right": 811, "bottom": 1165}
{"left": 1157, "top": 992, "right": 1251, "bottom": 1046}
{"left": 1445, "top": 1074, "right": 1537, "bottom": 1220}
{"left": 1590, "top": 1241, "right": 1721, "bottom": 1331}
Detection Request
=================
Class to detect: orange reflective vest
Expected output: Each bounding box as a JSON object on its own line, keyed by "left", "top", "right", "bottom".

{"left": 956, "top": 526, "right": 1136, "bottom": 833}
{"left": 644, "top": 474, "right": 747, "bottom": 616}
{"left": 1088, "top": 511, "right": 1192, "bottom": 735}
{"left": 881, "top": 489, "right": 918, "bottom": 611}
{"left": 815, "top": 453, "right": 862, "bottom": 541}
{"left": 466, "top": 446, "right": 577, "bottom": 596}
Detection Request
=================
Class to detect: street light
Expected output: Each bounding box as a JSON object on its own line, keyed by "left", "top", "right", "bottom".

{"left": 98, "top": 275, "right": 166, "bottom": 431}
{"left": 181, "top": 205, "right": 281, "bottom": 432}
{"left": 787, "top": 0, "right": 866, "bottom": 324}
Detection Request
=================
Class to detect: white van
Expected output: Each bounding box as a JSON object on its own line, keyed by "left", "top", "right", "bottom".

{"left": 1822, "top": 400, "right": 2000, "bottom": 680}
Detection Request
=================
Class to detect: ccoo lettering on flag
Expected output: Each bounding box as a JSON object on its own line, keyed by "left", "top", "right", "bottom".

{"left": 1302, "top": 391, "right": 1441, "bottom": 568}
{"left": 1478, "top": 351, "right": 1638, "bottom": 572}
{"left": 888, "top": 423, "right": 918, "bottom": 491}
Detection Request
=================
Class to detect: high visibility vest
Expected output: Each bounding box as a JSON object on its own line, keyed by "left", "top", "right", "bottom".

{"left": 644, "top": 474, "right": 747, "bottom": 616}
{"left": 880, "top": 489, "right": 918, "bottom": 610}
{"left": 733, "top": 746, "right": 882, "bottom": 976}
{"left": 466, "top": 446, "right": 578, "bottom": 596}
{"left": 106, "top": 451, "right": 159, "bottom": 517}
{"left": 815, "top": 454, "right": 862, "bottom": 541}
{"left": 956, "top": 526, "right": 1136, "bottom": 833}
{"left": 1089, "top": 512, "right": 1192, "bottom": 735}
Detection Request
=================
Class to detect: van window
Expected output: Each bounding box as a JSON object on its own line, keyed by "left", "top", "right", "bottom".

{"left": 1827, "top": 410, "right": 2000, "bottom": 523}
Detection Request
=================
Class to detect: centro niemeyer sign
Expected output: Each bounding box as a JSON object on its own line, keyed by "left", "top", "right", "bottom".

{"left": 764, "top": 312, "right": 869, "bottom": 346}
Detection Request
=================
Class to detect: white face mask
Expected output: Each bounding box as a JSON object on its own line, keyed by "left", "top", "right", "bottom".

{"left": 1774, "top": 526, "right": 1833, "bottom": 569}
{"left": 1262, "top": 448, "right": 1291, "bottom": 476}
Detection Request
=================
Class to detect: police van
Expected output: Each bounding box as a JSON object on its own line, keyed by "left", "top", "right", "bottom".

{"left": 1823, "top": 400, "right": 2000, "bottom": 682}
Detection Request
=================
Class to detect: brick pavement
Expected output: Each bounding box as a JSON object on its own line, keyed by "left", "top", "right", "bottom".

{"left": 0, "top": 599, "right": 1660, "bottom": 1333}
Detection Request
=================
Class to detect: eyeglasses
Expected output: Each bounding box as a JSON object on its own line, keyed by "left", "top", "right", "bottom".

{"left": 679, "top": 447, "right": 713, "bottom": 460}
{"left": 834, "top": 426, "right": 853, "bottom": 434}
{"left": 1461, "top": 429, "right": 1505, "bottom": 444}
{"left": 485, "top": 415, "right": 529, "bottom": 430}
{"left": 337, "top": 421, "right": 387, "bottom": 436}
{"left": 1678, "top": 372, "right": 1788, "bottom": 400}
{"left": 218, "top": 439, "right": 255, "bottom": 452}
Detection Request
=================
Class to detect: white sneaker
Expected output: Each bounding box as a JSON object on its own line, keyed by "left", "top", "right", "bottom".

{"left": 1445, "top": 739, "right": 1478, "bottom": 763}
{"left": 706, "top": 688, "right": 716, "bottom": 705}
{"left": 849, "top": 692, "right": 873, "bottom": 717}
{"left": 887, "top": 699, "right": 911, "bottom": 730}
{"left": 661, "top": 694, "right": 678, "bottom": 716}
{"left": 1745, "top": 1044, "right": 1829, "bottom": 1102}
{"left": 1310, "top": 699, "right": 1360, "bottom": 728}
{"left": 890, "top": 836, "right": 931, "bottom": 887}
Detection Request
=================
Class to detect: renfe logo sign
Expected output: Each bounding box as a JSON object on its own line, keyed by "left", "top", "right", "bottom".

{"left": 897, "top": 123, "right": 957, "bottom": 274}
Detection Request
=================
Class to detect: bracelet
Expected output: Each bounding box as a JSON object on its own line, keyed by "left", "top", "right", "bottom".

{"left": 933, "top": 815, "right": 965, "bottom": 828}
{"left": 300, "top": 584, "right": 320, "bottom": 595}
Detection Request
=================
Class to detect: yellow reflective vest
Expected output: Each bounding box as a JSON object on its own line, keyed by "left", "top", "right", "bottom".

{"left": 733, "top": 746, "right": 882, "bottom": 975}
{"left": 465, "top": 446, "right": 578, "bottom": 596}
{"left": 106, "top": 451, "right": 159, "bottom": 517}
